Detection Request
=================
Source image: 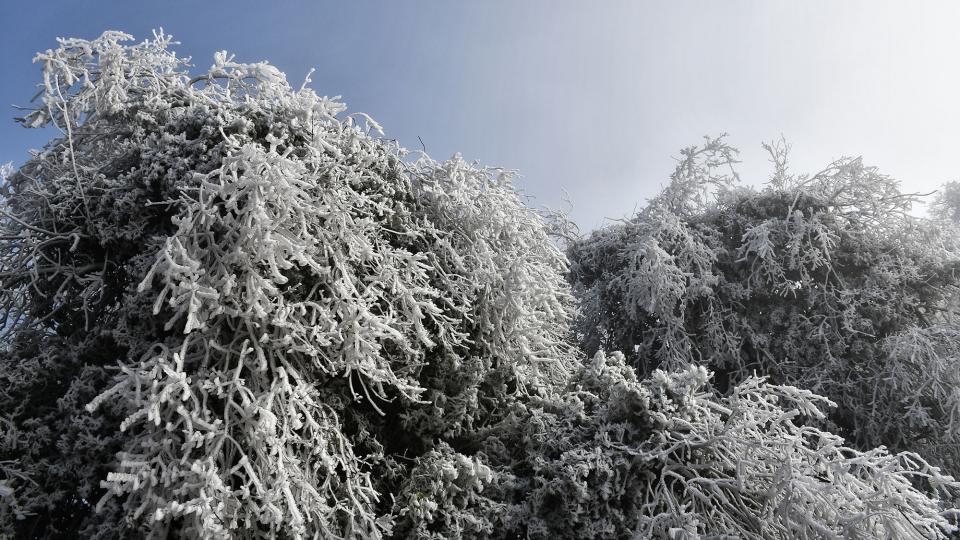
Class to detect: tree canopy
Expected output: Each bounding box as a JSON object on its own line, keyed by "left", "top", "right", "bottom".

{"left": 1, "top": 32, "right": 958, "bottom": 539}
{"left": 568, "top": 136, "right": 960, "bottom": 480}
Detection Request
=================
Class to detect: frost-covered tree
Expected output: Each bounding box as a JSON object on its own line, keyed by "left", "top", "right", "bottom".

{"left": 0, "top": 32, "right": 957, "bottom": 539}
{"left": 931, "top": 181, "right": 960, "bottom": 225}
{"left": 0, "top": 31, "right": 574, "bottom": 538}
{"left": 387, "top": 349, "right": 960, "bottom": 539}
{"left": 568, "top": 136, "right": 960, "bottom": 477}
{"left": 492, "top": 352, "right": 958, "bottom": 539}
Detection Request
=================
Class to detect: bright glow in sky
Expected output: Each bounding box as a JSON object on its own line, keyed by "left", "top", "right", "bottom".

{"left": 2, "top": 1, "right": 959, "bottom": 231}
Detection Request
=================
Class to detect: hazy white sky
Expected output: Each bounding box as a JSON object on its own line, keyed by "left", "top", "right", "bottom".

{"left": 2, "top": 1, "right": 959, "bottom": 231}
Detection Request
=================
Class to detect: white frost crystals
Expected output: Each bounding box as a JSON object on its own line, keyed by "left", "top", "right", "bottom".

{"left": 0, "top": 30, "right": 959, "bottom": 540}
{"left": 0, "top": 30, "right": 574, "bottom": 538}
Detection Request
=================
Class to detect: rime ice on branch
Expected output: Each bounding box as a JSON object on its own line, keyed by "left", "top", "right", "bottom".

{"left": 0, "top": 31, "right": 957, "bottom": 540}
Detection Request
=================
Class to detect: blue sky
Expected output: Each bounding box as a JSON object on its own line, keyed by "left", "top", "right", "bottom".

{"left": 2, "top": 1, "right": 960, "bottom": 231}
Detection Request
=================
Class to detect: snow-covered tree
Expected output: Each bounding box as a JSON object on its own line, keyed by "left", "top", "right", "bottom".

{"left": 0, "top": 32, "right": 957, "bottom": 539}
{"left": 931, "top": 181, "right": 960, "bottom": 225}
{"left": 568, "top": 136, "right": 960, "bottom": 478}
{"left": 0, "top": 31, "right": 574, "bottom": 538}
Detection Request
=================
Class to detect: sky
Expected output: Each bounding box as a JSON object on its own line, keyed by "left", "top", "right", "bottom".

{"left": 2, "top": 1, "right": 959, "bottom": 232}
